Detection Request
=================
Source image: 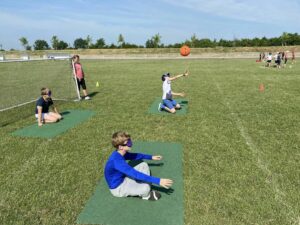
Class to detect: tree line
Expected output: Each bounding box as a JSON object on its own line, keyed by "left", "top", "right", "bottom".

{"left": 17, "top": 32, "right": 300, "bottom": 51}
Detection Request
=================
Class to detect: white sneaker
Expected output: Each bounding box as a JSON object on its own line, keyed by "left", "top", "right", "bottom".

{"left": 84, "top": 96, "right": 91, "bottom": 100}
{"left": 158, "top": 103, "right": 162, "bottom": 112}
{"left": 142, "top": 190, "right": 161, "bottom": 201}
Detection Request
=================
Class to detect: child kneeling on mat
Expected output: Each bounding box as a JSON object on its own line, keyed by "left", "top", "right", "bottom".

{"left": 159, "top": 71, "right": 189, "bottom": 113}
{"left": 35, "top": 87, "right": 62, "bottom": 127}
{"left": 104, "top": 131, "right": 173, "bottom": 201}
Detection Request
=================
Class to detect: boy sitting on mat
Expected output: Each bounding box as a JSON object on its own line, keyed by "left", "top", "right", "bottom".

{"left": 35, "top": 87, "right": 62, "bottom": 127}
{"left": 104, "top": 131, "right": 173, "bottom": 201}
{"left": 158, "top": 71, "right": 189, "bottom": 113}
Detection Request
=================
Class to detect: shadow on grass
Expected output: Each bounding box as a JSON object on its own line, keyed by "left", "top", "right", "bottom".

{"left": 61, "top": 111, "right": 71, "bottom": 115}
{"left": 152, "top": 186, "right": 174, "bottom": 195}
{"left": 89, "top": 92, "right": 99, "bottom": 98}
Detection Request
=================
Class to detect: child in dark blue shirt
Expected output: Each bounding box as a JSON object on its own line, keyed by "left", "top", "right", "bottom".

{"left": 104, "top": 131, "right": 173, "bottom": 201}
{"left": 35, "top": 87, "right": 62, "bottom": 127}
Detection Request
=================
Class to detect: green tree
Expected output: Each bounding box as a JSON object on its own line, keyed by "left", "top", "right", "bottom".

{"left": 122, "top": 42, "right": 139, "bottom": 48}
{"left": 74, "top": 38, "right": 88, "bottom": 49}
{"left": 51, "top": 35, "right": 59, "bottom": 50}
{"left": 93, "top": 38, "right": 106, "bottom": 48}
{"left": 190, "top": 34, "right": 198, "bottom": 48}
{"left": 281, "top": 32, "right": 290, "bottom": 46}
{"left": 33, "top": 40, "right": 49, "bottom": 50}
{"left": 218, "top": 39, "right": 233, "bottom": 47}
{"left": 145, "top": 39, "right": 155, "bottom": 48}
{"left": 57, "top": 41, "right": 68, "bottom": 50}
{"left": 198, "top": 38, "right": 215, "bottom": 48}
{"left": 145, "top": 33, "right": 162, "bottom": 48}
{"left": 153, "top": 33, "right": 161, "bottom": 48}
{"left": 19, "top": 37, "right": 30, "bottom": 50}
{"left": 86, "top": 35, "right": 93, "bottom": 48}
{"left": 117, "top": 34, "right": 125, "bottom": 47}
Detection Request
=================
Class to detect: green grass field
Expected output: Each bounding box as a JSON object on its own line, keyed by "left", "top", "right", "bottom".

{"left": 0, "top": 59, "right": 299, "bottom": 225}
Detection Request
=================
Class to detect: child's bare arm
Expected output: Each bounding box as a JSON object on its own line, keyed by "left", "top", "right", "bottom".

{"left": 171, "top": 92, "right": 185, "bottom": 97}
{"left": 168, "top": 71, "right": 189, "bottom": 81}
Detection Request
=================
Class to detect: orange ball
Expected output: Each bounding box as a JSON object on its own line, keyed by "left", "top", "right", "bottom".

{"left": 180, "top": 45, "right": 190, "bottom": 56}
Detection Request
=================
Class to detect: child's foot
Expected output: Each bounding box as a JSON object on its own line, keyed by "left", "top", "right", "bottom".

{"left": 142, "top": 190, "right": 161, "bottom": 201}
{"left": 84, "top": 96, "right": 91, "bottom": 100}
{"left": 158, "top": 103, "right": 162, "bottom": 112}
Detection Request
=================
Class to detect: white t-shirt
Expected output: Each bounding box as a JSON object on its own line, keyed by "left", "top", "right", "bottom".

{"left": 267, "top": 55, "right": 272, "bottom": 61}
{"left": 162, "top": 77, "right": 172, "bottom": 100}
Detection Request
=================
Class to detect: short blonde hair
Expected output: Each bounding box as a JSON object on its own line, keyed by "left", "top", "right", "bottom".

{"left": 112, "top": 131, "right": 131, "bottom": 148}
{"left": 41, "top": 87, "right": 49, "bottom": 96}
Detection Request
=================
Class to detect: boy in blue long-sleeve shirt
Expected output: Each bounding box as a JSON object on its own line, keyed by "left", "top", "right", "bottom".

{"left": 104, "top": 131, "right": 173, "bottom": 201}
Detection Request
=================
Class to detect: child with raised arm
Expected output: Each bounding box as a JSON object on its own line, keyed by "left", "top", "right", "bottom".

{"left": 158, "top": 71, "right": 189, "bottom": 113}
{"left": 35, "top": 87, "right": 62, "bottom": 127}
{"left": 72, "top": 55, "right": 91, "bottom": 100}
{"left": 104, "top": 131, "right": 173, "bottom": 201}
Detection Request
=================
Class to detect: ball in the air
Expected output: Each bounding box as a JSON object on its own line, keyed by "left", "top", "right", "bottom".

{"left": 180, "top": 45, "right": 190, "bottom": 56}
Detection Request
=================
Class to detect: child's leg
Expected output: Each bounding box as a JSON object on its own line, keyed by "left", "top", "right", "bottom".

{"left": 110, "top": 162, "right": 151, "bottom": 198}
{"left": 171, "top": 99, "right": 181, "bottom": 109}
{"left": 83, "top": 89, "right": 88, "bottom": 96}
{"left": 77, "top": 78, "right": 81, "bottom": 92}
{"left": 80, "top": 79, "right": 89, "bottom": 97}
{"left": 48, "top": 112, "right": 62, "bottom": 120}
{"left": 162, "top": 99, "right": 176, "bottom": 113}
{"left": 43, "top": 113, "right": 59, "bottom": 123}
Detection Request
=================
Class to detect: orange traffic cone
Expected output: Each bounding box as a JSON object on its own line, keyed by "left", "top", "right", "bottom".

{"left": 259, "top": 83, "right": 265, "bottom": 92}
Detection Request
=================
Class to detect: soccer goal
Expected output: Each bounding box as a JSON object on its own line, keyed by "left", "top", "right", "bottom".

{"left": 0, "top": 57, "right": 81, "bottom": 112}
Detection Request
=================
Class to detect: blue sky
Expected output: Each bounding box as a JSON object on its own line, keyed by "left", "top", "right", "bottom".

{"left": 1, "top": 0, "right": 300, "bottom": 50}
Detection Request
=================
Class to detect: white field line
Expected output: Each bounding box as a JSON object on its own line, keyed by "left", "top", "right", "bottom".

{"left": 0, "top": 100, "right": 36, "bottom": 112}
{"left": 0, "top": 98, "right": 70, "bottom": 112}
{"left": 213, "top": 78, "right": 298, "bottom": 224}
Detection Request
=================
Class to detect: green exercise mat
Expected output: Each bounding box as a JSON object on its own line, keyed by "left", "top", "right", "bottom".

{"left": 77, "top": 141, "right": 183, "bottom": 225}
{"left": 12, "top": 110, "right": 95, "bottom": 138}
{"left": 148, "top": 98, "right": 188, "bottom": 115}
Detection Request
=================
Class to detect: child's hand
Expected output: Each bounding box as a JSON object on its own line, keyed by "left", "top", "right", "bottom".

{"left": 180, "top": 92, "right": 186, "bottom": 97}
{"left": 160, "top": 179, "right": 173, "bottom": 189}
{"left": 183, "top": 71, "right": 189, "bottom": 76}
{"left": 152, "top": 155, "right": 162, "bottom": 160}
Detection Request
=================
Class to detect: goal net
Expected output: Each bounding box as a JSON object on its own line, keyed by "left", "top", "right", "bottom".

{"left": 0, "top": 57, "right": 80, "bottom": 112}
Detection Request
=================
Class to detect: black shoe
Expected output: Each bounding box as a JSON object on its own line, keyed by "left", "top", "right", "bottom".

{"left": 142, "top": 190, "right": 161, "bottom": 201}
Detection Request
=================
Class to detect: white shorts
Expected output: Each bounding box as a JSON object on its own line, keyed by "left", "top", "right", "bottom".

{"left": 35, "top": 113, "right": 49, "bottom": 120}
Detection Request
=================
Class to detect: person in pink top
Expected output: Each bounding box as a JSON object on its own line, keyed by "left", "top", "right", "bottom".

{"left": 291, "top": 49, "right": 296, "bottom": 64}
{"left": 72, "top": 55, "right": 91, "bottom": 100}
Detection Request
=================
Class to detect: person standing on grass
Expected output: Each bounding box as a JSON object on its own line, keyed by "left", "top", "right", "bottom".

{"left": 72, "top": 55, "right": 91, "bottom": 100}
{"left": 291, "top": 49, "right": 296, "bottom": 64}
{"left": 266, "top": 52, "right": 272, "bottom": 67}
{"left": 275, "top": 52, "right": 281, "bottom": 68}
{"left": 158, "top": 71, "right": 189, "bottom": 113}
{"left": 104, "top": 131, "right": 173, "bottom": 201}
{"left": 283, "top": 51, "right": 288, "bottom": 67}
{"left": 35, "top": 87, "right": 62, "bottom": 127}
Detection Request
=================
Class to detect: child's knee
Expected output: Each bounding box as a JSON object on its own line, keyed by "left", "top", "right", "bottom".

{"left": 135, "top": 162, "right": 150, "bottom": 174}
{"left": 170, "top": 108, "right": 176, "bottom": 113}
{"left": 141, "top": 184, "right": 151, "bottom": 197}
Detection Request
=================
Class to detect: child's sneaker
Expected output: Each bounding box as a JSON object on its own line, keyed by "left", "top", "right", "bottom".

{"left": 158, "top": 103, "right": 162, "bottom": 112}
{"left": 84, "top": 96, "right": 91, "bottom": 100}
{"left": 142, "top": 190, "right": 161, "bottom": 201}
